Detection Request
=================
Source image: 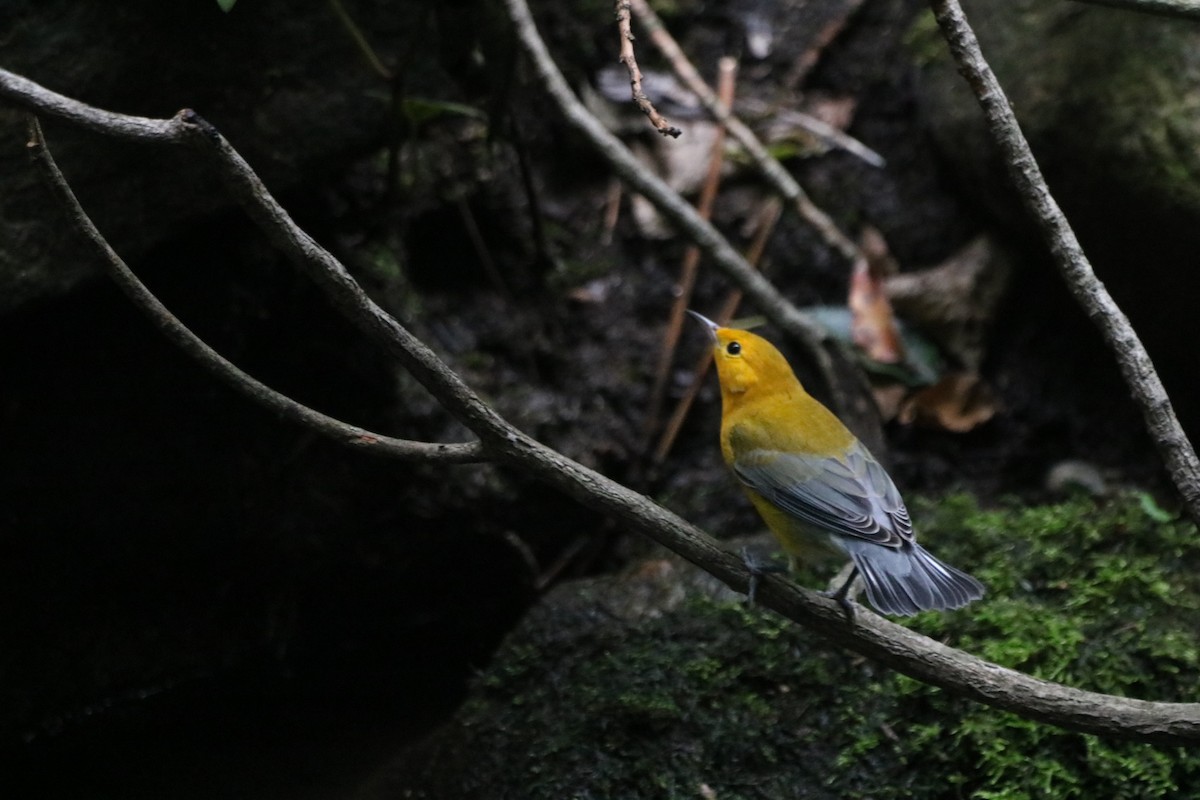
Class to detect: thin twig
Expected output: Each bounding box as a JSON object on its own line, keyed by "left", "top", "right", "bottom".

{"left": 740, "top": 99, "right": 885, "bottom": 168}
{"left": 614, "top": 0, "right": 682, "bottom": 138}
{"left": 456, "top": 196, "right": 510, "bottom": 297}
{"left": 644, "top": 57, "right": 737, "bottom": 443}
{"left": 629, "top": 0, "right": 861, "bottom": 261}
{"left": 327, "top": 0, "right": 394, "bottom": 80}
{"left": 8, "top": 65, "right": 1200, "bottom": 741}
{"left": 1068, "top": 0, "right": 1200, "bottom": 18}
{"left": 784, "top": 0, "right": 866, "bottom": 89}
{"left": 534, "top": 536, "right": 592, "bottom": 591}
{"left": 24, "top": 116, "right": 486, "bottom": 466}
{"left": 929, "top": 0, "right": 1200, "bottom": 526}
{"left": 653, "top": 197, "right": 783, "bottom": 463}
{"left": 601, "top": 176, "right": 623, "bottom": 243}
{"left": 508, "top": 112, "right": 553, "bottom": 272}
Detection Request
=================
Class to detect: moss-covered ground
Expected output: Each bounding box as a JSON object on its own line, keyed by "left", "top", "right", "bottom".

{"left": 390, "top": 492, "right": 1200, "bottom": 799}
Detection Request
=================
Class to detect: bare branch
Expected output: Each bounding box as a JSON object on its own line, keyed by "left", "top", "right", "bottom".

{"left": 929, "top": 0, "right": 1200, "bottom": 526}
{"left": 784, "top": 0, "right": 866, "bottom": 88}
{"left": 614, "top": 0, "right": 682, "bottom": 138}
{"left": 24, "top": 115, "right": 486, "bottom": 465}
{"left": 739, "top": 99, "right": 886, "bottom": 168}
{"left": 629, "top": 0, "right": 862, "bottom": 261}
{"left": 1069, "top": 0, "right": 1200, "bottom": 19}
{"left": 0, "top": 69, "right": 182, "bottom": 142}
{"left": 7, "top": 65, "right": 1200, "bottom": 741}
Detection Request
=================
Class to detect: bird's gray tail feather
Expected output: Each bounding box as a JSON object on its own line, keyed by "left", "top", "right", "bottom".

{"left": 846, "top": 541, "right": 984, "bottom": 616}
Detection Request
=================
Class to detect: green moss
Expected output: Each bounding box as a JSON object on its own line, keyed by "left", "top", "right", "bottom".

{"left": 903, "top": 9, "right": 945, "bottom": 69}
{"left": 875, "top": 493, "right": 1200, "bottom": 799}
{"left": 914, "top": 0, "right": 1200, "bottom": 218}
{"left": 398, "top": 493, "right": 1200, "bottom": 798}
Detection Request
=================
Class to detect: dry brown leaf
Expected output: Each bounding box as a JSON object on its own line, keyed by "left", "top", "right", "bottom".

{"left": 849, "top": 240, "right": 905, "bottom": 364}
{"left": 897, "top": 372, "right": 997, "bottom": 432}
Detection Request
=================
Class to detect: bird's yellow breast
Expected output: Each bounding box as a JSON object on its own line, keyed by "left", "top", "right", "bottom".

{"left": 719, "top": 389, "right": 855, "bottom": 464}
{"left": 709, "top": 326, "right": 857, "bottom": 563}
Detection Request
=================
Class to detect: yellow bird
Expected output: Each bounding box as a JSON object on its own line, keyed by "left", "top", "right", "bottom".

{"left": 690, "top": 311, "right": 984, "bottom": 616}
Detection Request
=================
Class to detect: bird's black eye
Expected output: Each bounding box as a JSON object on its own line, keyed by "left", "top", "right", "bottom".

{"left": 726, "top": 341, "right": 742, "bottom": 356}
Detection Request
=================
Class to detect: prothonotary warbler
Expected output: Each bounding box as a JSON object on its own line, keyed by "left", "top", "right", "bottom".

{"left": 690, "top": 311, "right": 984, "bottom": 616}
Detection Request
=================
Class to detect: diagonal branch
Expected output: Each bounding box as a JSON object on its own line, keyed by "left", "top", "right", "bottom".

{"left": 929, "top": 0, "right": 1200, "bottom": 527}
{"left": 7, "top": 68, "right": 1200, "bottom": 741}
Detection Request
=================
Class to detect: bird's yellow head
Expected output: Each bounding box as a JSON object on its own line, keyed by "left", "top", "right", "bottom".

{"left": 688, "top": 311, "right": 801, "bottom": 402}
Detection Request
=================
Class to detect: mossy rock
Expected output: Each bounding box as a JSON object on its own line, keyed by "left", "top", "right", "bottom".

{"left": 368, "top": 493, "right": 1200, "bottom": 799}
{"left": 913, "top": 0, "right": 1200, "bottom": 220}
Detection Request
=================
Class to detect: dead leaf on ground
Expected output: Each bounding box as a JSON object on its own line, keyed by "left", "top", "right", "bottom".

{"left": 898, "top": 372, "right": 997, "bottom": 432}
{"left": 849, "top": 226, "right": 904, "bottom": 364}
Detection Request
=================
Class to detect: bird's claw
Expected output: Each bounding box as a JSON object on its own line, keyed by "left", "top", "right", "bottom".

{"left": 740, "top": 546, "right": 786, "bottom": 605}
{"left": 820, "top": 587, "right": 857, "bottom": 619}
{"left": 823, "top": 564, "right": 860, "bottom": 620}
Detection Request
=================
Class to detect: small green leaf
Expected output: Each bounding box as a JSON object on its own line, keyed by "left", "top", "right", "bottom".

{"left": 401, "top": 98, "right": 486, "bottom": 126}
{"left": 802, "top": 304, "right": 944, "bottom": 386}
{"left": 1136, "top": 490, "right": 1176, "bottom": 522}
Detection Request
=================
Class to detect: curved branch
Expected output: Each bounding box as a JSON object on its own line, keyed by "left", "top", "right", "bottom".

{"left": 24, "top": 116, "right": 486, "bottom": 465}
{"left": 2, "top": 69, "right": 178, "bottom": 142}
{"left": 7, "top": 68, "right": 1200, "bottom": 742}
{"left": 928, "top": 0, "right": 1200, "bottom": 526}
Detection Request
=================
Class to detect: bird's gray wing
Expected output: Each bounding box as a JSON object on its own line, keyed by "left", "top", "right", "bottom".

{"left": 732, "top": 442, "right": 913, "bottom": 548}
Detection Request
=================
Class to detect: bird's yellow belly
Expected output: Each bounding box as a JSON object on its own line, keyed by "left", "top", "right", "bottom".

{"left": 744, "top": 489, "right": 844, "bottom": 565}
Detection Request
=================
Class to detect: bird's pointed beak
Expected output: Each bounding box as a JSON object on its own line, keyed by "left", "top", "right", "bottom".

{"left": 686, "top": 309, "right": 720, "bottom": 342}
